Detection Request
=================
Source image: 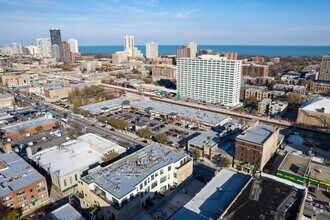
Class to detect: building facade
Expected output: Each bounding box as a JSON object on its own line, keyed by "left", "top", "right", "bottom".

{"left": 319, "top": 53, "right": 330, "bottom": 81}
{"left": 36, "top": 38, "right": 51, "bottom": 57}
{"left": 242, "top": 64, "right": 269, "bottom": 78}
{"left": 146, "top": 42, "right": 158, "bottom": 59}
{"left": 185, "top": 42, "right": 197, "bottom": 58}
{"left": 78, "top": 145, "right": 192, "bottom": 220}
{"left": 177, "top": 55, "right": 242, "bottom": 107}
{"left": 68, "top": 39, "right": 79, "bottom": 53}
{"left": 234, "top": 120, "right": 280, "bottom": 171}
{"left": 124, "top": 34, "right": 134, "bottom": 57}
{"left": 49, "top": 28, "right": 62, "bottom": 45}
{"left": 176, "top": 46, "right": 191, "bottom": 59}
{"left": 59, "top": 41, "right": 72, "bottom": 63}
{"left": 0, "top": 152, "right": 49, "bottom": 214}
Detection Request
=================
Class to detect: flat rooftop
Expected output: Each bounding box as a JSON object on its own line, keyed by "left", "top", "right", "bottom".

{"left": 0, "top": 118, "right": 57, "bottom": 134}
{"left": 170, "top": 169, "right": 250, "bottom": 220}
{"left": 82, "top": 144, "right": 186, "bottom": 199}
{"left": 188, "top": 130, "right": 220, "bottom": 149}
{"left": 0, "top": 152, "right": 44, "bottom": 197}
{"left": 301, "top": 97, "right": 330, "bottom": 114}
{"left": 278, "top": 153, "right": 310, "bottom": 176}
{"left": 0, "top": 93, "right": 13, "bottom": 99}
{"left": 51, "top": 203, "right": 85, "bottom": 220}
{"left": 310, "top": 162, "right": 330, "bottom": 183}
{"left": 33, "top": 133, "right": 126, "bottom": 177}
{"left": 222, "top": 176, "right": 305, "bottom": 220}
{"left": 80, "top": 97, "right": 230, "bottom": 126}
{"left": 237, "top": 124, "right": 276, "bottom": 145}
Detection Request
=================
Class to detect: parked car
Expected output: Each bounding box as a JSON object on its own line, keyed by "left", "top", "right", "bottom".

{"left": 42, "top": 137, "right": 48, "bottom": 142}
{"left": 27, "top": 142, "right": 34, "bottom": 146}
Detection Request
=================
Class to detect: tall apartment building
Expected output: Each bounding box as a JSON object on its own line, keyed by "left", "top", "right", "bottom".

{"left": 146, "top": 42, "right": 158, "bottom": 59}
{"left": 176, "top": 46, "right": 191, "bottom": 58}
{"left": 319, "top": 53, "right": 330, "bottom": 81}
{"left": 10, "top": 43, "right": 22, "bottom": 54}
{"left": 177, "top": 55, "right": 242, "bottom": 107}
{"left": 234, "top": 120, "right": 280, "bottom": 171}
{"left": 78, "top": 144, "right": 192, "bottom": 220}
{"left": 124, "top": 34, "right": 134, "bottom": 57}
{"left": 36, "top": 38, "right": 51, "bottom": 57}
{"left": 0, "top": 152, "right": 49, "bottom": 214}
{"left": 251, "top": 56, "right": 265, "bottom": 64}
{"left": 49, "top": 28, "right": 62, "bottom": 45}
{"left": 59, "top": 41, "right": 72, "bottom": 63}
{"left": 242, "top": 64, "right": 269, "bottom": 78}
{"left": 68, "top": 39, "right": 79, "bottom": 53}
{"left": 216, "top": 51, "right": 238, "bottom": 60}
{"left": 51, "top": 44, "right": 61, "bottom": 60}
{"left": 186, "top": 42, "right": 197, "bottom": 58}
{"left": 26, "top": 45, "right": 38, "bottom": 55}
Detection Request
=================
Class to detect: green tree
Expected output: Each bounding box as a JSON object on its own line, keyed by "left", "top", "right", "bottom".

{"left": 192, "top": 149, "right": 201, "bottom": 159}
{"left": 55, "top": 121, "right": 60, "bottom": 128}
{"left": 0, "top": 205, "right": 20, "bottom": 220}
{"left": 102, "top": 152, "right": 120, "bottom": 163}
{"left": 109, "top": 118, "right": 128, "bottom": 130}
{"left": 251, "top": 109, "right": 258, "bottom": 115}
{"left": 220, "top": 156, "right": 231, "bottom": 168}
{"left": 35, "top": 125, "right": 43, "bottom": 133}
{"left": 139, "top": 127, "right": 152, "bottom": 139}
{"left": 154, "top": 133, "right": 168, "bottom": 144}
{"left": 247, "top": 96, "right": 258, "bottom": 105}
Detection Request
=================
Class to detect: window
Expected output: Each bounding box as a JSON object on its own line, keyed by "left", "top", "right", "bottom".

{"left": 160, "top": 176, "right": 166, "bottom": 183}
{"left": 70, "top": 177, "right": 73, "bottom": 184}
{"left": 39, "top": 193, "right": 46, "bottom": 199}
{"left": 140, "top": 183, "right": 143, "bottom": 190}
{"left": 64, "top": 179, "right": 67, "bottom": 187}
{"left": 17, "top": 190, "right": 25, "bottom": 196}
{"left": 31, "top": 195, "right": 34, "bottom": 199}
{"left": 151, "top": 181, "right": 157, "bottom": 189}
{"left": 144, "top": 180, "right": 147, "bottom": 186}
{"left": 38, "top": 187, "right": 46, "bottom": 193}
{"left": 30, "top": 189, "right": 33, "bottom": 193}
{"left": 168, "top": 166, "right": 171, "bottom": 171}
{"left": 37, "top": 181, "right": 44, "bottom": 187}
{"left": 160, "top": 169, "right": 164, "bottom": 175}
{"left": 18, "top": 196, "right": 26, "bottom": 202}
{"left": 151, "top": 174, "right": 154, "bottom": 181}
{"left": 75, "top": 174, "right": 78, "bottom": 181}
{"left": 173, "top": 173, "right": 177, "bottom": 178}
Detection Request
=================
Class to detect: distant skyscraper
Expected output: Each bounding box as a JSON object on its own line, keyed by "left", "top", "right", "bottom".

{"left": 177, "top": 55, "right": 242, "bottom": 107}
{"left": 176, "top": 46, "right": 191, "bottom": 58}
{"left": 26, "top": 45, "right": 38, "bottom": 55}
{"left": 10, "top": 43, "right": 22, "bottom": 54}
{"left": 146, "top": 42, "right": 158, "bottom": 59}
{"left": 49, "top": 28, "right": 62, "bottom": 45}
{"left": 185, "top": 42, "right": 197, "bottom": 58}
{"left": 36, "top": 38, "right": 51, "bottom": 57}
{"left": 59, "top": 41, "right": 72, "bottom": 63}
{"left": 51, "top": 44, "right": 60, "bottom": 60}
{"left": 124, "top": 34, "right": 134, "bottom": 57}
{"left": 68, "top": 39, "right": 79, "bottom": 53}
{"left": 319, "top": 53, "right": 330, "bottom": 81}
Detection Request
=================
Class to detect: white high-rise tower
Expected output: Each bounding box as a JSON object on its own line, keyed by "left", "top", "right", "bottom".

{"left": 146, "top": 42, "right": 158, "bottom": 59}
{"left": 124, "top": 34, "right": 134, "bottom": 57}
{"left": 36, "top": 38, "right": 51, "bottom": 57}
{"left": 185, "top": 42, "right": 197, "bottom": 58}
{"left": 177, "top": 55, "right": 242, "bottom": 107}
{"left": 68, "top": 39, "right": 79, "bottom": 53}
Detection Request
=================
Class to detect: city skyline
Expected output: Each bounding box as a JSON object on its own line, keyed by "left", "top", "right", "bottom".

{"left": 0, "top": 0, "right": 330, "bottom": 46}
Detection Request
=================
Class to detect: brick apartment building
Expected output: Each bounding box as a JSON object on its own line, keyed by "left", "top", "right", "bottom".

{"left": 242, "top": 64, "right": 269, "bottom": 78}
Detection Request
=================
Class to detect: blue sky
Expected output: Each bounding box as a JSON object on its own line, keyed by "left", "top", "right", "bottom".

{"left": 0, "top": 0, "right": 329, "bottom": 46}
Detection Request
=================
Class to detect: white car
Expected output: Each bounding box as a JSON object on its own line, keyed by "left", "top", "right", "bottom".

{"left": 27, "top": 142, "right": 34, "bottom": 146}
{"left": 65, "top": 137, "right": 71, "bottom": 141}
{"left": 56, "top": 133, "right": 62, "bottom": 137}
{"left": 42, "top": 137, "right": 48, "bottom": 142}
{"left": 25, "top": 133, "right": 31, "bottom": 137}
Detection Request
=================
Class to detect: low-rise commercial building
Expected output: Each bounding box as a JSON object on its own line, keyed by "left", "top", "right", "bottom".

{"left": 51, "top": 203, "right": 85, "bottom": 220}
{"left": 309, "top": 80, "right": 330, "bottom": 94}
{"left": 244, "top": 87, "right": 270, "bottom": 101}
{"left": 220, "top": 173, "right": 306, "bottom": 220}
{"left": 297, "top": 97, "right": 330, "bottom": 128}
{"left": 78, "top": 144, "right": 192, "bottom": 220}
{"left": 0, "top": 93, "right": 14, "bottom": 109}
{"left": 152, "top": 66, "right": 176, "bottom": 80}
{"left": 187, "top": 130, "right": 220, "bottom": 159}
{"left": 0, "top": 152, "right": 49, "bottom": 213}
{"left": 0, "top": 73, "right": 30, "bottom": 86}
{"left": 32, "top": 133, "right": 126, "bottom": 191}
{"left": 0, "top": 118, "right": 57, "bottom": 138}
{"left": 234, "top": 120, "right": 280, "bottom": 171}
{"left": 44, "top": 82, "right": 96, "bottom": 102}
{"left": 80, "top": 95, "right": 231, "bottom": 129}
{"left": 277, "top": 153, "right": 330, "bottom": 191}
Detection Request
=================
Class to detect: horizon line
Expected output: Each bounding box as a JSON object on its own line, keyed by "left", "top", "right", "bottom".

{"left": 79, "top": 44, "right": 330, "bottom": 47}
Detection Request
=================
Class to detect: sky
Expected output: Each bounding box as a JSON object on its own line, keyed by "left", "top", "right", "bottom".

{"left": 0, "top": 0, "right": 330, "bottom": 46}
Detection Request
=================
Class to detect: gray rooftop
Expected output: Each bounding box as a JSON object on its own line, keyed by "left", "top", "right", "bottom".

{"left": 188, "top": 130, "right": 220, "bottom": 149}
{"left": 80, "top": 97, "right": 230, "bottom": 126}
{"left": 51, "top": 203, "right": 85, "bottom": 220}
{"left": 0, "top": 118, "right": 57, "bottom": 134}
{"left": 0, "top": 152, "right": 45, "bottom": 197}
{"left": 0, "top": 93, "right": 13, "bottom": 99}
{"left": 237, "top": 124, "right": 276, "bottom": 145}
{"left": 82, "top": 144, "right": 185, "bottom": 199}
